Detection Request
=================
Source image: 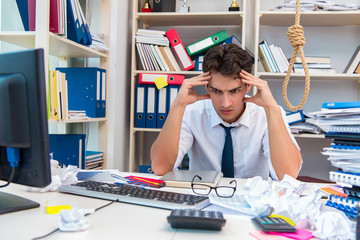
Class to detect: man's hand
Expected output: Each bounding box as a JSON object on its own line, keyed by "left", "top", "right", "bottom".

{"left": 240, "top": 70, "right": 278, "bottom": 109}
{"left": 173, "top": 72, "right": 211, "bottom": 107}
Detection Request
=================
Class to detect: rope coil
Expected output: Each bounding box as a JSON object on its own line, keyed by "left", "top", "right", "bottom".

{"left": 282, "top": 0, "right": 311, "bottom": 111}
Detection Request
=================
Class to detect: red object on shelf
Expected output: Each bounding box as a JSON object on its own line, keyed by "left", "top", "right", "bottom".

{"left": 142, "top": 8, "right": 153, "bottom": 12}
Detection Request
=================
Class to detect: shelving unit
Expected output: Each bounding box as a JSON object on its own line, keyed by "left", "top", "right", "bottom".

{"left": 0, "top": 0, "right": 111, "bottom": 168}
{"left": 254, "top": 0, "right": 360, "bottom": 137}
{"left": 128, "top": 0, "right": 247, "bottom": 172}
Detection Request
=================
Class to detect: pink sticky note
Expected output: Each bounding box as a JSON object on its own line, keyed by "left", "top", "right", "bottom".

{"left": 249, "top": 231, "right": 290, "bottom": 240}
{"left": 269, "top": 228, "right": 314, "bottom": 240}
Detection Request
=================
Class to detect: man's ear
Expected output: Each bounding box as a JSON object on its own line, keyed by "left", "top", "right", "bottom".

{"left": 205, "top": 83, "right": 210, "bottom": 94}
{"left": 245, "top": 84, "right": 251, "bottom": 94}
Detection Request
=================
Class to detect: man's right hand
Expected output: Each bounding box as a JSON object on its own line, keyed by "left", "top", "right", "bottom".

{"left": 173, "top": 72, "right": 211, "bottom": 107}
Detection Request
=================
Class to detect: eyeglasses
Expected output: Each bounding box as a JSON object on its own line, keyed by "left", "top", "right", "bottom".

{"left": 191, "top": 175, "right": 237, "bottom": 198}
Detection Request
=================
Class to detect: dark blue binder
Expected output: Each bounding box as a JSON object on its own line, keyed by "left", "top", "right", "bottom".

{"left": 49, "top": 134, "right": 86, "bottom": 169}
{"left": 167, "top": 85, "right": 180, "bottom": 113}
{"left": 100, "top": 69, "right": 106, "bottom": 117}
{"left": 66, "top": 0, "right": 82, "bottom": 44}
{"left": 56, "top": 67, "right": 103, "bottom": 118}
{"left": 15, "top": 0, "right": 29, "bottom": 31}
{"left": 146, "top": 85, "right": 158, "bottom": 129}
{"left": 135, "top": 84, "right": 147, "bottom": 128}
{"left": 156, "top": 86, "right": 168, "bottom": 129}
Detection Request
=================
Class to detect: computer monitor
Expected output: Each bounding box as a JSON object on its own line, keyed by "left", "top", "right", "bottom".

{"left": 0, "top": 48, "right": 51, "bottom": 214}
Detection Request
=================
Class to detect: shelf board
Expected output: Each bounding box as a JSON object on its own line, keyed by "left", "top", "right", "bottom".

{"left": 0, "top": 32, "right": 35, "bottom": 49}
{"left": 136, "top": 12, "right": 243, "bottom": 26}
{"left": 49, "top": 118, "right": 107, "bottom": 124}
{"left": 132, "top": 128, "right": 326, "bottom": 139}
{"left": 0, "top": 32, "right": 109, "bottom": 58}
{"left": 292, "top": 133, "right": 325, "bottom": 139}
{"left": 259, "top": 11, "right": 360, "bottom": 26}
{"left": 49, "top": 33, "right": 109, "bottom": 58}
{"left": 257, "top": 72, "right": 360, "bottom": 81}
{"left": 132, "top": 128, "right": 161, "bottom": 133}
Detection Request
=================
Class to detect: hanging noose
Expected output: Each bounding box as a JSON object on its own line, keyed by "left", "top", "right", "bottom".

{"left": 282, "top": 0, "right": 311, "bottom": 111}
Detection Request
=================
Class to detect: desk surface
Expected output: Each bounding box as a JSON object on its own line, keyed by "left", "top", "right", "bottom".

{"left": 0, "top": 174, "right": 315, "bottom": 240}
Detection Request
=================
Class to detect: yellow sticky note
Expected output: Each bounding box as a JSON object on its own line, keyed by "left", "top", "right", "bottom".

{"left": 154, "top": 76, "right": 168, "bottom": 89}
{"left": 46, "top": 201, "right": 72, "bottom": 214}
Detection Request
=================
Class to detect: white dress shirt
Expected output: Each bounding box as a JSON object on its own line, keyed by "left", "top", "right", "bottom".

{"left": 174, "top": 99, "right": 301, "bottom": 180}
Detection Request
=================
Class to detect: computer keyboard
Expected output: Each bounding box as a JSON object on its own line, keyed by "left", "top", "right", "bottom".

{"left": 58, "top": 181, "right": 211, "bottom": 210}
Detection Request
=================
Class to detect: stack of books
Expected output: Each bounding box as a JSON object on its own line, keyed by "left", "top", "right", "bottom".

{"left": 258, "top": 40, "right": 289, "bottom": 73}
{"left": 311, "top": 101, "right": 360, "bottom": 218}
{"left": 135, "top": 29, "right": 181, "bottom": 71}
{"left": 293, "top": 56, "right": 335, "bottom": 74}
{"left": 85, "top": 150, "right": 104, "bottom": 170}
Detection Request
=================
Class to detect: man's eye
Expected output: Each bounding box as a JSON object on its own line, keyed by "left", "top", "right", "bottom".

{"left": 212, "top": 89, "right": 220, "bottom": 93}
{"left": 230, "top": 89, "right": 240, "bottom": 93}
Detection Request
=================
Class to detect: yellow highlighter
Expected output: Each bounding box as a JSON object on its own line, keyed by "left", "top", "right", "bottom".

{"left": 46, "top": 201, "right": 72, "bottom": 214}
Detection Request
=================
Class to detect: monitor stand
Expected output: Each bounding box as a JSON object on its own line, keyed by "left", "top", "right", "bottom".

{"left": 0, "top": 191, "right": 39, "bottom": 214}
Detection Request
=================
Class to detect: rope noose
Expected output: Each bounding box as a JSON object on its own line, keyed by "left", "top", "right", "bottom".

{"left": 282, "top": 0, "right": 311, "bottom": 111}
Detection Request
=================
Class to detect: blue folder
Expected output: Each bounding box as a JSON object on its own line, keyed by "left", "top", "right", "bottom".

{"left": 66, "top": 0, "right": 82, "bottom": 44}
{"left": 56, "top": 67, "right": 103, "bottom": 118}
{"left": 135, "top": 84, "right": 147, "bottom": 128}
{"left": 100, "top": 69, "right": 106, "bottom": 117}
{"left": 167, "top": 85, "right": 180, "bottom": 113}
{"left": 146, "top": 85, "right": 158, "bottom": 129}
{"left": 49, "top": 134, "right": 86, "bottom": 169}
{"left": 15, "top": 0, "right": 29, "bottom": 31}
{"left": 322, "top": 101, "right": 360, "bottom": 109}
{"left": 157, "top": 86, "right": 168, "bottom": 129}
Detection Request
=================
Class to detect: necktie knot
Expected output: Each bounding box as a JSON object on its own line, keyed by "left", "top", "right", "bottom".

{"left": 220, "top": 124, "right": 233, "bottom": 136}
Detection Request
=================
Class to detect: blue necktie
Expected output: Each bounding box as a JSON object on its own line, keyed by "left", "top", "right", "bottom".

{"left": 220, "top": 124, "right": 234, "bottom": 178}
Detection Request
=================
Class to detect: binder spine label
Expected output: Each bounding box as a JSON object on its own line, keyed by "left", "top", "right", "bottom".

{"left": 174, "top": 44, "right": 192, "bottom": 69}
{"left": 188, "top": 38, "right": 213, "bottom": 54}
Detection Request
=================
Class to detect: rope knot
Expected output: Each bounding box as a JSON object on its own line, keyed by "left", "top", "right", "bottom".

{"left": 287, "top": 25, "right": 306, "bottom": 48}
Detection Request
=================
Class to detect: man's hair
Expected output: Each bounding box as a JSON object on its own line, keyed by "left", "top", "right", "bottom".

{"left": 202, "top": 43, "right": 253, "bottom": 78}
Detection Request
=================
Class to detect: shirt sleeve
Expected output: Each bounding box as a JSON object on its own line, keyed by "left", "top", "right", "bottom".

{"left": 173, "top": 119, "right": 194, "bottom": 169}
{"left": 262, "top": 106, "right": 303, "bottom": 181}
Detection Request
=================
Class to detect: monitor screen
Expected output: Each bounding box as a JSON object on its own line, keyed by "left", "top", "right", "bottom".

{"left": 0, "top": 48, "right": 51, "bottom": 214}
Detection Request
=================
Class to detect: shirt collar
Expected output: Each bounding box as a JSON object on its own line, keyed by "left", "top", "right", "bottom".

{"left": 209, "top": 102, "right": 251, "bottom": 128}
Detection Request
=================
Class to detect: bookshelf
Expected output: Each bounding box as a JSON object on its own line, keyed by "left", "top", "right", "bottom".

{"left": 0, "top": 0, "right": 111, "bottom": 169}
{"left": 254, "top": 0, "right": 360, "bottom": 134}
{"left": 128, "top": 0, "right": 247, "bottom": 171}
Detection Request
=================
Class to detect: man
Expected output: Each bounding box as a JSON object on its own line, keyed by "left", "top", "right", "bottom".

{"left": 150, "top": 43, "right": 302, "bottom": 180}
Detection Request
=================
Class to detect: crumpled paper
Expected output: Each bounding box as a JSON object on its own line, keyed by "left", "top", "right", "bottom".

{"left": 242, "top": 175, "right": 356, "bottom": 239}
{"left": 59, "top": 208, "right": 94, "bottom": 232}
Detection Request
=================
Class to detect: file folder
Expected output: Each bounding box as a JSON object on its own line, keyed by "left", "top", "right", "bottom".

{"left": 146, "top": 85, "right": 158, "bottom": 129}
{"left": 100, "top": 69, "right": 106, "bottom": 117}
{"left": 96, "top": 70, "right": 101, "bottom": 118}
{"left": 56, "top": 67, "right": 104, "bottom": 118}
{"left": 168, "top": 85, "right": 180, "bottom": 112}
{"left": 186, "top": 30, "right": 229, "bottom": 57}
{"left": 135, "top": 84, "right": 147, "bottom": 128}
{"left": 15, "top": 0, "right": 29, "bottom": 31}
{"left": 157, "top": 86, "right": 168, "bottom": 129}
{"left": 165, "top": 28, "right": 194, "bottom": 71}
{"left": 322, "top": 101, "right": 360, "bottom": 109}
{"left": 67, "top": 0, "right": 82, "bottom": 44}
{"left": 195, "top": 55, "right": 204, "bottom": 71}
{"left": 49, "top": 134, "right": 86, "bottom": 169}
{"left": 223, "top": 35, "right": 254, "bottom": 63}
{"left": 139, "top": 73, "right": 185, "bottom": 85}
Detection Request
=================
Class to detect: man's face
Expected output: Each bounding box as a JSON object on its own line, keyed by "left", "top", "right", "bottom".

{"left": 206, "top": 72, "right": 250, "bottom": 123}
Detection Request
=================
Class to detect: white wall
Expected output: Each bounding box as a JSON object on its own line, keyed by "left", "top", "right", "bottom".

{"left": 110, "top": 0, "right": 360, "bottom": 180}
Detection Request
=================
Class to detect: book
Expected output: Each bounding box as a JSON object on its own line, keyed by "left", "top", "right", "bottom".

{"left": 159, "top": 170, "right": 223, "bottom": 188}
{"left": 322, "top": 101, "right": 360, "bottom": 109}
{"left": 295, "top": 56, "right": 331, "bottom": 64}
{"left": 344, "top": 45, "right": 360, "bottom": 74}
